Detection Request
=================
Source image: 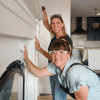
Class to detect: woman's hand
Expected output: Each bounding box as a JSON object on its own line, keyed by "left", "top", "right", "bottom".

{"left": 24, "top": 46, "right": 29, "bottom": 61}
{"left": 41, "top": 7, "right": 51, "bottom": 33}
{"left": 41, "top": 6, "right": 46, "bottom": 14}
{"left": 35, "top": 37, "right": 41, "bottom": 51}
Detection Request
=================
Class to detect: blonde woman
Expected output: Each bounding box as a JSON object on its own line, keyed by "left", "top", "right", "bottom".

{"left": 35, "top": 8, "right": 73, "bottom": 100}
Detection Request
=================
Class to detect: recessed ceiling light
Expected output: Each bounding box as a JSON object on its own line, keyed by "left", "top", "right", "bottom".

{"left": 97, "top": 13, "right": 100, "bottom": 15}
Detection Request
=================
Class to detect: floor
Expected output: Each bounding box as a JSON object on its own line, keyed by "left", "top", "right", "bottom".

{"left": 10, "top": 93, "right": 75, "bottom": 100}
{"left": 38, "top": 94, "right": 75, "bottom": 100}
{"left": 10, "top": 92, "right": 18, "bottom": 100}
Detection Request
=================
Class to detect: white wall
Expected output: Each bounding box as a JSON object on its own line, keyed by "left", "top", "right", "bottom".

{"left": 38, "top": 20, "right": 51, "bottom": 94}
{"left": 38, "top": 0, "right": 71, "bottom": 94}
{"left": 0, "top": 35, "right": 38, "bottom": 100}
{"left": 0, "top": 35, "right": 27, "bottom": 76}
{"left": 0, "top": 35, "right": 28, "bottom": 90}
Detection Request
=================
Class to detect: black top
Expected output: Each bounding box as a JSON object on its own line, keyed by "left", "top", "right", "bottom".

{"left": 48, "top": 35, "right": 73, "bottom": 63}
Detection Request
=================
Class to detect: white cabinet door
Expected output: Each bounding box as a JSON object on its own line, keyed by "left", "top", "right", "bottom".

{"left": 88, "top": 49, "right": 100, "bottom": 70}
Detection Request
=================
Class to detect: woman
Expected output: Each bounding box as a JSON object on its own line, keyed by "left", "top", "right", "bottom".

{"left": 24, "top": 38, "right": 100, "bottom": 100}
{"left": 35, "top": 8, "right": 73, "bottom": 100}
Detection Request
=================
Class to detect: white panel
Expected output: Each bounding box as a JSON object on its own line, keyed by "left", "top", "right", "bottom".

{"left": 0, "top": 4, "right": 36, "bottom": 38}
{"left": 88, "top": 49, "right": 100, "bottom": 70}
{"left": 0, "top": 0, "right": 40, "bottom": 39}
{"left": 22, "top": 0, "right": 44, "bottom": 20}
{"left": 0, "top": 35, "right": 38, "bottom": 100}
{"left": 0, "top": 36, "right": 20, "bottom": 76}
{"left": 0, "top": 0, "right": 37, "bottom": 28}
{"left": 24, "top": 39, "right": 38, "bottom": 100}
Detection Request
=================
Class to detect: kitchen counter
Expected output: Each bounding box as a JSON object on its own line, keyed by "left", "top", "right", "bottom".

{"left": 73, "top": 47, "right": 100, "bottom": 50}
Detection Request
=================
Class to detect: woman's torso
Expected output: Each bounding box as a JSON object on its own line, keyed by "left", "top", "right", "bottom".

{"left": 47, "top": 57, "right": 100, "bottom": 100}
{"left": 63, "top": 58, "right": 100, "bottom": 100}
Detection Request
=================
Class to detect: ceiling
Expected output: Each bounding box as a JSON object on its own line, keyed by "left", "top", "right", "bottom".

{"left": 39, "top": 0, "right": 70, "bottom": 17}
{"left": 71, "top": 0, "right": 100, "bottom": 17}
{"left": 39, "top": 0, "right": 100, "bottom": 17}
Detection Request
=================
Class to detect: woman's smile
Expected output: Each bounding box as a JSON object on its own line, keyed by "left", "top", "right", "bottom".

{"left": 55, "top": 59, "right": 60, "bottom": 61}
{"left": 54, "top": 28, "right": 58, "bottom": 30}
{"left": 51, "top": 50, "right": 70, "bottom": 69}
{"left": 51, "top": 18, "right": 63, "bottom": 33}
{"left": 55, "top": 58, "right": 62, "bottom": 62}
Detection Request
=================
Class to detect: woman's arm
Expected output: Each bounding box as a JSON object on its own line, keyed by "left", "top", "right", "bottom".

{"left": 74, "top": 86, "right": 88, "bottom": 100}
{"left": 35, "top": 37, "right": 52, "bottom": 61}
{"left": 43, "top": 10, "right": 51, "bottom": 33}
{"left": 24, "top": 46, "right": 53, "bottom": 77}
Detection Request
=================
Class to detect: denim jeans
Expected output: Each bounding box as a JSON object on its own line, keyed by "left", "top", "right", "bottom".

{"left": 50, "top": 75, "right": 67, "bottom": 100}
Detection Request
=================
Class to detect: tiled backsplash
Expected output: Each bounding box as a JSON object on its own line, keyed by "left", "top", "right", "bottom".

{"left": 71, "top": 17, "right": 100, "bottom": 48}
{"left": 71, "top": 34, "right": 100, "bottom": 48}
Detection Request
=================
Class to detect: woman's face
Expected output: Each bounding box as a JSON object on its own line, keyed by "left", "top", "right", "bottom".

{"left": 51, "top": 18, "right": 64, "bottom": 34}
{"left": 51, "top": 50, "right": 70, "bottom": 69}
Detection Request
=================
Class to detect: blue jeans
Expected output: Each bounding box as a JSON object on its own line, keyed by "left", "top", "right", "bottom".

{"left": 50, "top": 75, "right": 67, "bottom": 100}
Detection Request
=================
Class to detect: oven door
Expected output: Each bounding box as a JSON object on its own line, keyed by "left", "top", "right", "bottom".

{"left": 0, "top": 60, "right": 24, "bottom": 100}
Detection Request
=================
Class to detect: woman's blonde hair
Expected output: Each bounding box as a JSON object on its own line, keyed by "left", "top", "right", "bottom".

{"left": 50, "top": 14, "right": 68, "bottom": 38}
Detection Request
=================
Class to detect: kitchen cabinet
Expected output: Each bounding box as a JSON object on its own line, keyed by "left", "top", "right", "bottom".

{"left": 88, "top": 49, "right": 100, "bottom": 70}
{"left": 87, "top": 17, "right": 100, "bottom": 41}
